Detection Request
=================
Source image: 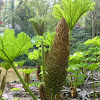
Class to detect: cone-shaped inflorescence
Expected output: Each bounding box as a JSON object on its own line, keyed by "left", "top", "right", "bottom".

{"left": 44, "top": 18, "right": 69, "bottom": 95}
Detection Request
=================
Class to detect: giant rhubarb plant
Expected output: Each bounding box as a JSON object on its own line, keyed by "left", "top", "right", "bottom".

{"left": 29, "top": 18, "right": 44, "bottom": 36}
{"left": 53, "top": 0, "right": 96, "bottom": 36}
{"left": 84, "top": 37, "right": 100, "bottom": 100}
{"left": 0, "top": 28, "right": 37, "bottom": 100}
{"left": 44, "top": 18, "right": 69, "bottom": 99}
{"left": 29, "top": 18, "right": 45, "bottom": 81}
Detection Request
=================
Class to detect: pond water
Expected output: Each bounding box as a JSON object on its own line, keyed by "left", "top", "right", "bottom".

{"left": 0, "top": 66, "right": 36, "bottom": 82}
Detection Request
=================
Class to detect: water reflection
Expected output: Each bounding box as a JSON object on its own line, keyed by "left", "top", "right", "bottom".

{"left": 0, "top": 66, "right": 36, "bottom": 82}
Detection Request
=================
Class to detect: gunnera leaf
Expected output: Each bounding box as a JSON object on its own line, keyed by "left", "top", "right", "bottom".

{"left": 53, "top": 0, "right": 96, "bottom": 30}
{"left": 29, "top": 18, "right": 44, "bottom": 36}
{"left": 0, "top": 28, "right": 33, "bottom": 62}
{"left": 44, "top": 18, "right": 69, "bottom": 95}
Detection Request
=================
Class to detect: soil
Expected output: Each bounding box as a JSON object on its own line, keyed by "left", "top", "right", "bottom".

{"left": 0, "top": 67, "right": 100, "bottom": 100}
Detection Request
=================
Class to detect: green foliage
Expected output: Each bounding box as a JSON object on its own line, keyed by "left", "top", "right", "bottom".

{"left": 0, "top": 62, "right": 12, "bottom": 70}
{"left": 10, "top": 88, "right": 20, "bottom": 91}
{"left": 31, "top": 32, "right": 55, "bottom": 47}
{"left": 83, "top": 37, "right": 100, "bottom": 69}
{"left": 0, "top": 98, "right": 5, "bottom": 100}
{"left": 67, "top": 66, "right": 86, "bottom": 87}
{"left": 0, "top": 92, "right": 2, "bottom": 95}
{"left": 72, "top": 72, "right": 86, "bottom": 86}
{"left": 53, "top": 0, "right": 95, "bottom": 30}
{"left": 69, "top": 52, "right": 84, "bottom": 64}
{"left": 29, "top": 32, "right": 55, "bottom": 62}
{"left": 68, "top": 37, "right": 100, "bottom": 95}
{"left": 16, "top": 61, "right": 25, "bottom": 67}
{"left": 18, "top": 68, "right": 37, "bottom": 74}
{"left": 68, "top": 51, "right": 89, "bottom": 87}
{"left": 84, "top": 36, "right": 100, "bottom": 47}
{"left": 13, "top": 61, "right": 25, "bottom": 67}
{"left": 68, "top": 53, "right": 87, "bottom": 86}
{"left": 85, "top": 57, "right": 96, "bottom": 62}
{"left": 70, "top": 42, "right": 88, "bottom": 54}
{"left": 0, "top": 28, "right": 33, "bottom": 62}
{"left": 97, "top": 56, "right": 100, "bottom": 62}
{"left": 28, "top": 49, "right": 41, "bottom": 61}
{"left": 0, "top": 29, "right": 37, "bottom": 100}
{"left": 13, "top": 97, "right": 19, "bottom": 100}
{"left": 31, "top": 35, "right": 44, "bottom": 47}
{"left": 88, "top": 63, "right": 99, "bottom": 70}
{"left": 67, "top": 65, "right": 79, "bottom": 72}
{"left": 30, "top": 82, "right": 44, "bottom": 87}
{"left": 43, "top": 32, "right": 55, "bottom": 46}
{"left": 29, "top": 18, "right": 44, "bottom": 36}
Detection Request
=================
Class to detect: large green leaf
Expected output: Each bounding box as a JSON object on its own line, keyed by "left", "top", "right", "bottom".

{"left": 53, "top": 0, "right": 96, "bottom": 30}
{"left": 0, "top": 28, "right": 33, "bottom": 62}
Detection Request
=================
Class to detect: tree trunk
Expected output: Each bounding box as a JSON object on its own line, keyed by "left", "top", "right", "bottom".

{"left": 11, "top": 0, "right": 15, "bottom": 29}
{"left": 91, "top": 11, "right": 95, "bottom": 38}
{"left": 54, "top": 0, "right": 56, "bottom": 4}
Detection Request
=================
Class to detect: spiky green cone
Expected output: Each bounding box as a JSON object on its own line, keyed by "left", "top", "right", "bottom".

{"left": 44, "top": 18, "right": 69, "bottom": 95}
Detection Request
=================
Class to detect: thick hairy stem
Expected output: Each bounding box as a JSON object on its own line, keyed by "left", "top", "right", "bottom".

{"left": 39, "top": 57, "right": 42, "bottom": 81}
{"left": 0, "top": 69, "right": 1, "bottom": 82}
{"left": 91, "top": 70, "right": 95, "bottom": 100}
{"left": 69, "top": 30, "right": 72, "bottom": 39}
{"left": 41, "top": 41, "right": 45, "bottom": 80}
{"left": 11, "top": 63, "right": 37, "bottom": 100}
{"left": 51, "top": 93, "right": 55, "bottom": 100}
{"left": 70, "top": 73, "right": 73, "bottom": 87}
{"left": 75, "top": 70, "right": 78, "bottom": 91}
{"left": 39, "top": 57, "right": 41, "bottom": 67}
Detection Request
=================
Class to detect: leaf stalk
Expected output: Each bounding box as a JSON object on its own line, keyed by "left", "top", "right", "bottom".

{"left": 41, "top": 41, "right": 45, "bottom": 81}
{"left": 91, "top": 70, "right": 95, "bottom": 100}
{"left": 11, "top": 63, "right": 37, "bottom": 100}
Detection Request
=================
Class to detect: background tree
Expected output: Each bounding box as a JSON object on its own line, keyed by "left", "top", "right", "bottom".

{"left": 85, "top": 0, "right": 100, "bottom": 38}
{"left": 1, "top": 0, "right": 59, "bottom": 37}
{"left": 0, "top": 0, "right": 4, "bottom": 26}
{"left": 0, "top": 0, "right": 99, "bottom": 64}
